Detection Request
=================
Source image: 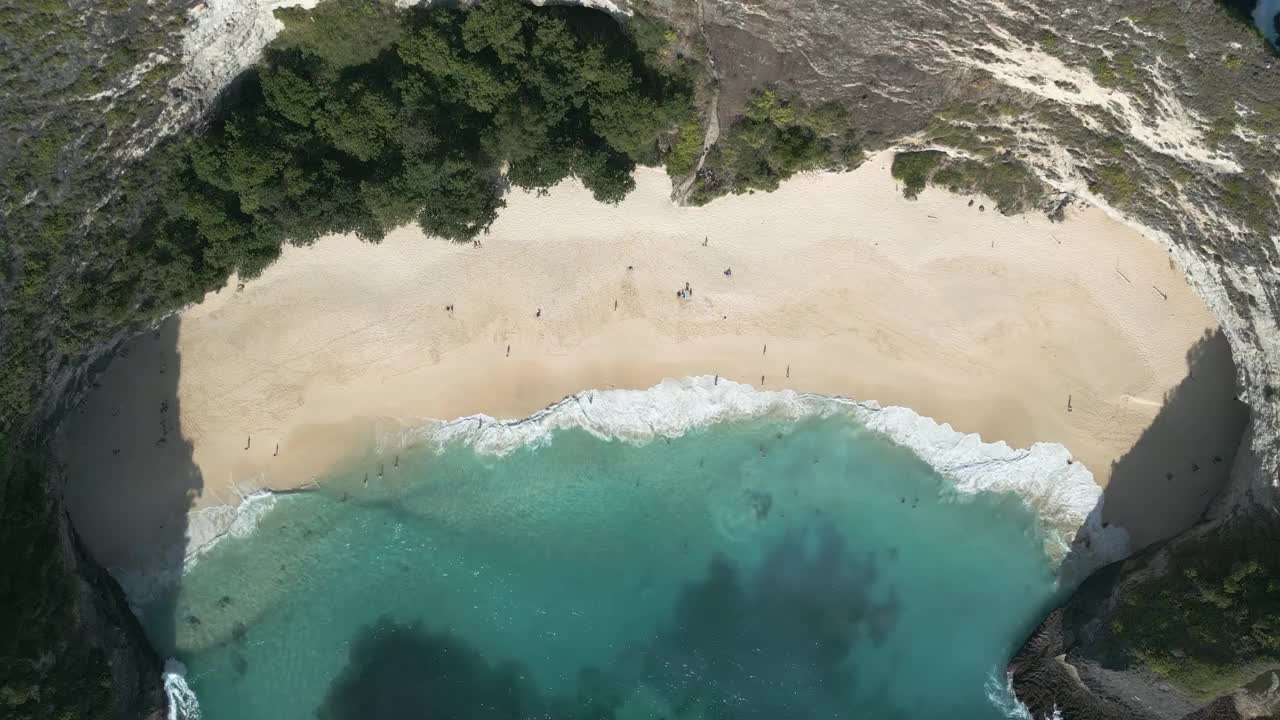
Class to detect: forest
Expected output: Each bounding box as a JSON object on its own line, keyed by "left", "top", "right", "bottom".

{"left": 2, "top": 0, "right": 705, "bottom": 443}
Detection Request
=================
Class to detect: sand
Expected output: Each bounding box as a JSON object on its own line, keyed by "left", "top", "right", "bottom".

{"left": 61, "top": 151, "right": 1244, "bottom": 574}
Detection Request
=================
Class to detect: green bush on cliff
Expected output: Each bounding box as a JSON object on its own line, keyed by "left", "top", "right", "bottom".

{"left": 1111, "top": 523, "right": 1280, "bottom": 699}
{"left": 891, "top": 150, "right": 946, "bottom": 199}
{"left": 34, "top": 0, "right": 701, "bottom": 390}
{"left": 1089, "top": 164, "right": 1138, "bottom": 207}
{"left": 689, "top": 90, "right": 862, "bottom": 204}
{"left": 890, "top": 150, "right": 1044, "bottom": 214}
{"left": 665, "top": 118, "right": 705, "bottom": 177}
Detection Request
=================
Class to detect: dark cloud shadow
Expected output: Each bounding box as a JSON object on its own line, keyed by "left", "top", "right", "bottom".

{"left": 61, "top": 315, "right": 202, "bottom": 655}
{"left": 641, "top": 525, "right": 901, "bottom": 720}
{"left": 316, "top": 525, "right": 905, "bottom": 720}
{"left": 1100, "top": 328, "right": 1249, "bottom": 551}
{"left": 316, "top": 617, "right": 621, "bottom": 720}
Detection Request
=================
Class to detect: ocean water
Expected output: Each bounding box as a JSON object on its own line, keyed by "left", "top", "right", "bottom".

{"left": 1257, "top": 0, "right": 1280, "bottom": 43}
{"left": 142, "top": 395, "right": 1085, "bottom": 720}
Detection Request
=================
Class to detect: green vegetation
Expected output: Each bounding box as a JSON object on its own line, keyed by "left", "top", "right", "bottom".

{"left": 890, "top": 150, "right": 1044, "bottom": 215}
{"left": 1218, "top": 172, "right": 1279, "bottom": 234}
{"left": 1, "top": 0, "right": 187, "bottom": 442}
{"left": 930, "top": 157, "right": 1043, "bottom": 214}
{"left": 665, "top": 117, "right": 705, "bottom": 177}
{"left": 0, "top": 451, "right": 134, "bottom": 720}
{"left": 688, "top": 90, "right": 862, "bottom": 204}
{"left": 1111, "top": 520, "right": 1280, "bottom": 700}
{"left": 1, "top": 0, "right": 703, "bottom": 442}
{"left": 273, "top": 0, "right": 406, "bottom": 68}
{"left": 890, "top": 150, "right": 946, "bottom": 199}
{"left": 1089, "top": 51, "right": 1139, "bottom": 89}
{"left": 1089, "top": 164, "right": 1139, "bottom": 208}
{"left": 170, "top": 0, "right": 697, "bottom": 257}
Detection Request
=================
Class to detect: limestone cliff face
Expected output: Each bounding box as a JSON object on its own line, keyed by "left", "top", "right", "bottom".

{"left": 610, "top": 1, "right": 1280, "bottom": 716}
{"left": 633, "top": 0, "right": 1280, "bottom": 513}
{"left": 8, "top": 1, "right": 1278, "bottom": 718}
{"left": 0, "top": 452, "right": 165, "bottom": 720}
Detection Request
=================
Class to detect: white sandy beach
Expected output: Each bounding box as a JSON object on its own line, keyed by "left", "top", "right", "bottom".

{"left": 61, "top": 152, "right": 1242, "bottom": 574}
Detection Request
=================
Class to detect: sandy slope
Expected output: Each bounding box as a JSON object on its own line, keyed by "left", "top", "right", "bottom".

{"left": 61, "top": 152, "right": 1240, "bottom": 572}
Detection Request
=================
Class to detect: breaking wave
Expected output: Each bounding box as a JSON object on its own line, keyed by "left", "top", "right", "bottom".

{"left": 397, "top": 376, "right": 1129, "bottom": 569}
{"left": 163, "top": 658, "right": 201, "bottom": 720}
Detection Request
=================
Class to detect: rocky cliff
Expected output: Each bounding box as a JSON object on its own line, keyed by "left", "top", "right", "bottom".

{"left": 633, "top": 0, "right": 1280, "bottom": 712}
{"left": 147, "top": 0, "right": 1280, "bottom": 715}
{"left": 2, "top": 0, "right": 1278, "bottom": 718}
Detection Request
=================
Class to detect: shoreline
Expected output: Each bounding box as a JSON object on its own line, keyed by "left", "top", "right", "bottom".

{"left": 154, "top": 379, "right": 1126, "bottom": 579}
{"left": 60, "top": 152, "right": 1239, "bottom": 578}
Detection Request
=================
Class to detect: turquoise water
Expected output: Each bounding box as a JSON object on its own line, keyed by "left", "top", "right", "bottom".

{"left": 142, "top": 414, "right": 1062, "bottom": 719}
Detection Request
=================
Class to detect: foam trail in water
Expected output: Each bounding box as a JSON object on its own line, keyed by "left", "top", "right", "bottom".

{"left": 114, "top": 490, "right": 279, "bottom": 611}
{"left": 184, "top": 489, "right": 279, "bottom": 564}
{"left": 985, "top": 670, "right": 1063, "bottom": 720}
{"left": 163, "top": 658, "right": 202, "bottom": 720}
{"left": 409, "top": 377, "right": 1128, "bottom": 569}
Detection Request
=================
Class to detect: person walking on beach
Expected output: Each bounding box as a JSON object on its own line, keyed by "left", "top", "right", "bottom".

{"left": 536, "top": 308, "right": 541, "bottom": 318}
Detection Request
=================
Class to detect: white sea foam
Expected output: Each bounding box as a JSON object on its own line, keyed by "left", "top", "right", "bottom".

{"left": 185, "top": 489, "right": 279, "bottom": 564}
{"left": 136, "top": 375, "right": 1126, "bottom": 607}
{"left": 115, "top": 491, "right": 279, "bottom": 610}
{"left": 163, "top": 658, "right": 202, "bottom": 720}
{"left": 409, "top": 376, "right": 1129, "bottom": 569}
{"left": 985, "top": 670, "right": 1063, "bottom": 720}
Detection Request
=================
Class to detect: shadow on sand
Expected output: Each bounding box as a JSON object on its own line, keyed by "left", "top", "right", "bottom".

{"left": 61, "top": 316, "right": 202, "bottom": 655}
{"left": 1011, "top": 328, "right": 1255, "bottom": 720}
{"left": 1099, "top": 328, "right": 1249, "bottom": 552}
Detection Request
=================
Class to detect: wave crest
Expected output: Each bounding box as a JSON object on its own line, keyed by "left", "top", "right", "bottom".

{"left": 402, "top": 377, "right": 1129, "bottom": 569}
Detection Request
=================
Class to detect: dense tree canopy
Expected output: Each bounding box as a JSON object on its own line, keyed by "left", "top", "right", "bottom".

{"left": 125, "top": 0, "right": 698, "bottom": 312}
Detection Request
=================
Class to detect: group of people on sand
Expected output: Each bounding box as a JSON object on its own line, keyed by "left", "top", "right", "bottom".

{"left": 677, "top": 281, "right": 694, "bottom": 299}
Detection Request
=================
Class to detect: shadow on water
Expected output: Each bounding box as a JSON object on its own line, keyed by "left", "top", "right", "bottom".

{"left": 62, "top": 315, "right": 202, "bottom": 655}
{"left": 317, "top": 526, "right": 908, "bottom": 720}
{"left": 1100, "top": 328, "right": 1248, "bottom": 551}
